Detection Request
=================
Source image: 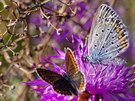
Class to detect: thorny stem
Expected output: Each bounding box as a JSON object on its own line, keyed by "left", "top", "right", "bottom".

{"left": 34, "top": 0, "right": 70, "bottom": 66}
{"left": 40, "top": 7, "right": 62, "bottom": 35}
{"left": 40, "top": 7, "right": 58, "bottom": 32}
{"left": 15, "top": 78, "right": 30, "bottom": 101}
{"left": 10, "top": 0, "right": 71, "bottom": 100}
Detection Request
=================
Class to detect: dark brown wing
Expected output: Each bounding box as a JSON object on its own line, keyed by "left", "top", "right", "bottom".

{"left": 36, "top": 68, "right": 63, "bottom": 85}
{"left": 65, "top": 48, "right": 78, "bottom": 76}
{"left": 53, "top": 78, "right": 72, "bottom": 95}
{"left": 53, "top": 77, "right": 78, "bottom": 96}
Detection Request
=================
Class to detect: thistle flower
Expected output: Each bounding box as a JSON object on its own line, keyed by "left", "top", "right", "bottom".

{"left": 71, "top": 35, "right": 135, "bottom": 101}
{"left": 24, "top": 35, "right": 135, "bottom": 101}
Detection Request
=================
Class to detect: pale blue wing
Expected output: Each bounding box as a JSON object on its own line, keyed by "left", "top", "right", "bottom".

{"left": 102, "top": 57, "right": 127, "bottom": 65}
{"left": 88, "top": 3, "right": 129, "bottom": 64}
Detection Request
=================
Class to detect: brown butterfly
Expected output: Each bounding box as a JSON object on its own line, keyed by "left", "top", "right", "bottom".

{"left": 36, "top": 48, "right": 84, "bottom": 96}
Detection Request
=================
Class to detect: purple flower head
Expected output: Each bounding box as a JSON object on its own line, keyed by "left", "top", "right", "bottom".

{"left": 71, "top": 35, "right": 135, "bottom": 101}
{"left": 24, "top": 35, "right": 135, "bottom": 101}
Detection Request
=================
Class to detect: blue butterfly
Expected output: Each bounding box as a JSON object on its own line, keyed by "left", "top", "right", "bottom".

{"left": 86, "top": 3, "right": 129, "bottom": 65}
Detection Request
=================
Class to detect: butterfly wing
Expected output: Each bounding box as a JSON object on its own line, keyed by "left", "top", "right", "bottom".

{"left": 65, "top": 48, "right": 78, "bottom": 76}
{"left": 72, "top": 71, "right": 85, "bottom": 91}
{"left": 36, "top": 68, "right": 63, "bottom": 85}
{"left": 36, "top": 68, "right": 77, "bottom": 95}
{"left": 102, "top": 57, "right": 127, "bottom": 65}
{"left": 88, "top": 3, "right": 129, "bottom": 64}
{"left": 65, "top": 48, "right": 85, "bottom": 92}
{"left": 53, "top": 77, "right": 73, "bottom": 95}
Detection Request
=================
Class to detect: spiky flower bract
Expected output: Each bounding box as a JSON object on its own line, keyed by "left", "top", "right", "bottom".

{"left": 24, "top": 35, "right": 135, "bottom": 101}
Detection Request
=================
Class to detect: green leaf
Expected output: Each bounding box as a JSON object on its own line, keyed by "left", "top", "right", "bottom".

{"left": 0, "top": 2, "right": 4, "bottom": 11}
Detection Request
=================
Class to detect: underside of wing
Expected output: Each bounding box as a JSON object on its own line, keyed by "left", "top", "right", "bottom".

{"left": 102, "top": 57, "right": 127, "bottom": 65}
{"left": 88, "top": 3, "right": 129, "bottom": 62}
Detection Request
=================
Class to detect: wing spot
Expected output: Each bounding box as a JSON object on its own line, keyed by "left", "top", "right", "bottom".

{"left": 118, "top": 33, "right": 125, "bottom": 39}
{"left": 94, "top": 45, "right": 97, "bottom": 47}
{"left": 102, "top": 30, "right": 104, "bottom": 32}
{"left": 111, "top": 42, "right": 114, "bottom": 44}
{"left": 106, "top": 50, "right": 108, "bottom": 52}
{"left": 111, "top": 11, "right": 114, "bottom": 14}
{"left": 106, "top": 7, "right": 109, "bottom": 11}
{"left": 120, "top": 40, "right": 128, "bottom": 48}
{"left": 116, "top": 28, "right": 120, "bottom": 33}
{"left": 96, "top": 34, "right": 98, "bottom": 36}
{"left": 122, "top": 44, "right": 127, "bottom": 48}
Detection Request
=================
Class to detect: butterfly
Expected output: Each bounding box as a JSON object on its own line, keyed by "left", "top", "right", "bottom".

{"left": 36, "top": 48, "right": 84, "bottom": 96}
{"left": 85, "top": 3, "right": 129, "bottom": 64}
